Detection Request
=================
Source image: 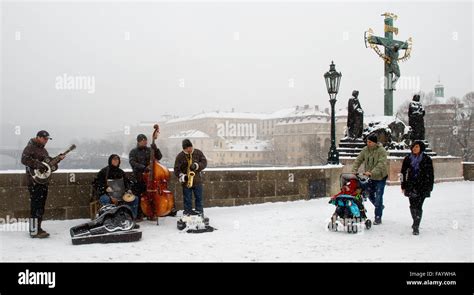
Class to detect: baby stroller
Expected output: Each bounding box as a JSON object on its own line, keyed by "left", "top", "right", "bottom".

{"left": 328, "top": 173, "right": 372, "bottom": 233}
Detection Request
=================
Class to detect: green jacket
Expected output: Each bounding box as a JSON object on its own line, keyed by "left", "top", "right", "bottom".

{"left": 351, "top": 144, "right": 388, "bottom": 180}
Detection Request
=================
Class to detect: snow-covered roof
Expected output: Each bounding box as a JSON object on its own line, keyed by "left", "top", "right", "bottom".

{"left": 168, "top": 129, "right": 210, "bottom": 139}
{"left": 165, "top": 106, "right": 331, "bottom": 124}
{"left": 288, "top": 105, "right": 329, "bottom": 117}
{"left": 276, "top": 116, "right": 330, "bottom": 125}
{"left": 275, "top": 105, "right": 330, "bottom": 125}
{"left": 264, "top": 107, "right": 298, "bottom": 119}
{"left": 166, "top": 111, "right": 267, "bottom": 123}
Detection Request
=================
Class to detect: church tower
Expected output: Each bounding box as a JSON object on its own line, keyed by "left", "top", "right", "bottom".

{"left": 434, "top": 77, "right": 445, "bottom": 100}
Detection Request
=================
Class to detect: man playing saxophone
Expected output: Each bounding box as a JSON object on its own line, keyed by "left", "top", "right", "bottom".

{"left": 174, "top": 139, "right": 207, "bottom": 216}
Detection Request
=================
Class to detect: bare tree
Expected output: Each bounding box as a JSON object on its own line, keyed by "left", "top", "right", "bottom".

{"left": 301, "top": 135, "right": 325, "bottom": 165}
{"left": 453, "top": 92, "right": 474, "bottom": 161}
{"left": 447, "top": 96, "right": 462, "bottom": 105}
{"left": 395, "top": 100, "right": 411, "bottom": 124}
{"left": 396, "top": 91, "right": 439, "bottom": 124}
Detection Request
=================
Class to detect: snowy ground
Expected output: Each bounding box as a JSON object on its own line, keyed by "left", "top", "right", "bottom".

{"left": 1, "top": 181, "right": 472, "bottom": 262}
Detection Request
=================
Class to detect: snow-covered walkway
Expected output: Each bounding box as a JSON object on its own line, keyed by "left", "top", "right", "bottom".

{"left": 1, "top": 181, "right": 472, "bottom": 262}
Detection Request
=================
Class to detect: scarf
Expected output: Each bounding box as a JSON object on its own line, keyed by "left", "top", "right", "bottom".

{"left": 409, "top": 153, "right": 423, "bottom": 178}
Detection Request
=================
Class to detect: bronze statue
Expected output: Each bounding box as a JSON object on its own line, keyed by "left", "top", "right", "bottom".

{"left": 384, "top": 43, "right": 401, "bottom": 90}
{"left": 347, "top": 90, "right": 364, "bottom": 139}
{"left": 408, "top": 94, "right": 425, "bottom": 140}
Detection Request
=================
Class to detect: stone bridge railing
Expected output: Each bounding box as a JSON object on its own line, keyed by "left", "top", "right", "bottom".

{"left": 0, "top": 166, "right": 343, "bottom": 220}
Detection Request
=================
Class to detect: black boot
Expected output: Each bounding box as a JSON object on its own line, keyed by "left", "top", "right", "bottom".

{"left": 412, "top": 226, "right": 419, "bottom": 235}
{"left": 412, "top": 209, "right": 422, "bottom": 235}
{"left": 373, "top": 216, "right": 382, "bottom": 225}
{"left": 410, "top": 208, "right": 417, "bottom": 229}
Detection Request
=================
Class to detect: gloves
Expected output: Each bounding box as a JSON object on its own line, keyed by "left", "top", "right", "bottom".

{"left": 179, "top": 173, "right": 188, "bottom": 183}
{"left": 190, "top": 162, "right": 199, "bottom": 171}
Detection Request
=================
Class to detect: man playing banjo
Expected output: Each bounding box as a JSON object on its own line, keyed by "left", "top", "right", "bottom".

{"left": 21, "top": 130, "right": 65, "bottom": 238}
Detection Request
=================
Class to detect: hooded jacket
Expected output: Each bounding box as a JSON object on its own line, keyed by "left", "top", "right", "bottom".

{"left": 95, "top": 154, "right": 130, "bottom": 196}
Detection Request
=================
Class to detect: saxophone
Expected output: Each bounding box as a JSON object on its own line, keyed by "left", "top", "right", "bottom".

{"left": 186, "top": 152, "right": 195, "bottom": 188}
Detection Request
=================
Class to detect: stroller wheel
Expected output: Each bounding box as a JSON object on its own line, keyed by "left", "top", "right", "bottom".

{"left": 347, "top": 222, "right": 358, "bottom": 234}
{"left": 328, "top": 221, "right": 338, "bottom": 232}
{"left": 352, "top": 222, "right": 358, "bottom": 234}
{"left": 365, "top": 219, "right": 372, "bottom": 230}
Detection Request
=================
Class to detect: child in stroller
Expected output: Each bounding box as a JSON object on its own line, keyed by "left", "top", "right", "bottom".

{"left": 328, "top": 173, "right": 372, "bottom": 233}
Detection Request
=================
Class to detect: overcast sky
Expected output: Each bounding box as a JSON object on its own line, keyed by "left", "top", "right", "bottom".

{"left": 1, "top": 0, "right": 472, "bottom": 145}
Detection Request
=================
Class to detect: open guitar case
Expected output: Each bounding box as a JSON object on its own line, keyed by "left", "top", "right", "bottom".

{"left": 70, "top": 205, "right": 142, "bottom": 245}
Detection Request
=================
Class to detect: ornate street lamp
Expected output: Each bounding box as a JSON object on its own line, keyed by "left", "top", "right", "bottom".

{"left": 323, "top": 61, "right": 342, "bottom": 164}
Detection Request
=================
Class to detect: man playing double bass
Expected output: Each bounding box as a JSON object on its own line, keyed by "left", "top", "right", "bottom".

{"left": 129, "top": 133, "right": 175, "bottom": 220}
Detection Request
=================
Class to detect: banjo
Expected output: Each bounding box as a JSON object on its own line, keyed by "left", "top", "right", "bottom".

{"left": 28, "top": 144, "right": 76, "bottom": 184}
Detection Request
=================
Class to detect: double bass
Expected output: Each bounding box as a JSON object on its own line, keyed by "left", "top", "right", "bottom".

{"left": 141, "top": 124, "right": 175, "bottom": 222}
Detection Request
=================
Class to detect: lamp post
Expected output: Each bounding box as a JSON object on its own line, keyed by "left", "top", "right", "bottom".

{"left": 323, "top": 61, "right": 342, "bottom": 165}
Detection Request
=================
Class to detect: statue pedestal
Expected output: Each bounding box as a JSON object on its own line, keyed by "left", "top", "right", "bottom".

{"left": 338, "top": 116, "right": 436, "bottom": 158}
{"left": 337, "top": 137, "right": 437, "bottom": 158}
{"left": 337, "top": 138, "right": 366, "bottom": 158}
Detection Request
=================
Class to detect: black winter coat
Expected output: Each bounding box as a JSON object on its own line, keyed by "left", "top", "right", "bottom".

{"left": 95, "top": 155, "right": 130, "bottom": 196}
{"left": 174, "top": 149, "right": 207, "bottom": 187}
{"left": 129, "top": 145, "right": 162, "bottom": 182}
{"left": 21, "top": 138, "right": 51, "bottom": 186}
{"left": 401, "top": 153, "right": 434, "bottom": 198}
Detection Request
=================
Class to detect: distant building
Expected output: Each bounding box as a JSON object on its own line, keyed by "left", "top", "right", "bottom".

{"left": 273, "top": 105, "right": 346, "bottom": 166}
{"left": 424, "top": 80, "right": 472, "bottom": 159}
{"left": 126, "top": 105, "right": 347, "bottom": 167}
{"left": 427, "top": 78, "right": 449, "bottom": 151}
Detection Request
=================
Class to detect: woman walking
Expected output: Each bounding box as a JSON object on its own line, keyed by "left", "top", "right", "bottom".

{"left": 400, "top": 140, "right": 434, "bottom": 235}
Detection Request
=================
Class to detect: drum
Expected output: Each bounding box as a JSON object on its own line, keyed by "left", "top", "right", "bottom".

{"left": 122, "top": 192, "right": 136, "bottom": 203}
